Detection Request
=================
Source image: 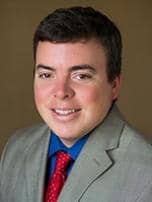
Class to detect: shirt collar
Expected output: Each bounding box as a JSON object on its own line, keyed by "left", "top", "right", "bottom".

{"left": 48, "top": 131, "right": 89, "bottom": 161}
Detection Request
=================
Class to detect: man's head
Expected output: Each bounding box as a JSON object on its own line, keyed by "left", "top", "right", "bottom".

{"left": 33, "top": 7, "right": 122, "bottom": 146}
{"left": 33, "top": 6, "right": 122, "bottom": 82}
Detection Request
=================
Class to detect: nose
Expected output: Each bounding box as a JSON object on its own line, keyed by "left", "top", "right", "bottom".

{"left": 52, "top": 77, "right": 75, "bottom": 100}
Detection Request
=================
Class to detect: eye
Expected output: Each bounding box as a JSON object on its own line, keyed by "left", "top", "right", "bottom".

{"left": 72, "top": 73, "right": 93, "bottom": 81}
{"left": 38, "top": 72, "right": 51, "bottom": 79}
{"left": 78, "top": 74, "right": 92, "bottom": 79}
{"left": 37, "top": 71, "right": 55, "bottom": 79}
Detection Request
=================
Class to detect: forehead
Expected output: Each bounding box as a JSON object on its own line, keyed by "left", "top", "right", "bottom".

{"left": 35, "top": 39, "right": 107, "bottom": 68}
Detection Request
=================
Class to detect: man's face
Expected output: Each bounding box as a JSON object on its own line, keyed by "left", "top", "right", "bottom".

{"left": 34, "top": 39, "right": 121, "bottom": 146}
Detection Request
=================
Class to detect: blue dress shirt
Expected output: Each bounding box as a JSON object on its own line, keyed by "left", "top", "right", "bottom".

{"left": 47, "top": 131, "right": 90, "bottom": 180}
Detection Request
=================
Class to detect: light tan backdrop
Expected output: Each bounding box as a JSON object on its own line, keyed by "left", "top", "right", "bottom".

{"left": 0, "top": 0, "right": 152, "bottom": 153}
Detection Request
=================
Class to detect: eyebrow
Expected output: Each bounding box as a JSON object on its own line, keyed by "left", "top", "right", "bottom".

{"left": 36, "top": 64, "right": 55, "bottom": 71}
{"left": 35, "top": 64, "right": 96, "bottom": 73}
{"left": 69, "top": 64, "right": 96, "bottom": 73}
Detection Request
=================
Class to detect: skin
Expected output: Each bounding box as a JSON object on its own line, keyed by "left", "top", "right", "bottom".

{"left": 34, "top": 39, "right": 121, "bottom": 147}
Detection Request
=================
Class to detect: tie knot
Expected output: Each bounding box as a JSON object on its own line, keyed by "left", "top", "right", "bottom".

{"left": 55, "top": 151, "right": 72, "bottom": 173}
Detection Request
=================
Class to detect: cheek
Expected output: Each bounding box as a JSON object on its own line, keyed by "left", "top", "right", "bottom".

{"left": 79, "top": 84, "right": 114, "bottom": 108}
{"left": 34, "top": 84, "right": 49, "bottom": 104}
{"left": 79, "top": 85, "right": 100, "bottom": 104}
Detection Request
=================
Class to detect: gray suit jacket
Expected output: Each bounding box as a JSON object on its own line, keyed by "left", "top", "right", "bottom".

{"left": 0, "top": 106, "right": 152, "bottom": 202}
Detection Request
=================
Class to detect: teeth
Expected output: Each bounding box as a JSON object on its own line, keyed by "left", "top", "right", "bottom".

{"left": 54, "top": 109, "right": 78, "bottom": 115}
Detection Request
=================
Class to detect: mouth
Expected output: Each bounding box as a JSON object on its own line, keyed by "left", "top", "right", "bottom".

{"left": 52, "top": 108, "right": 81, "bottom": 116}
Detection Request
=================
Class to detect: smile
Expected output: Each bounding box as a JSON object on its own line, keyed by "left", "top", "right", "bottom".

{"left": 52, "top": 108, "right": 81, "bottom": 116}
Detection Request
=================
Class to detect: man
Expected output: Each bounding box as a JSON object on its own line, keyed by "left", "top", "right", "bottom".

{"left": 0, "top": 6, "right": 152, "bottom": 202}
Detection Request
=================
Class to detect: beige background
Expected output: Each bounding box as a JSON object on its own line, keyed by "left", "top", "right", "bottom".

{"left": 0, "top": 0, "right": 152, "bottom": 154}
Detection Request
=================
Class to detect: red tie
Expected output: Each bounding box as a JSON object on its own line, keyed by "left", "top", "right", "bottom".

{"left": 44, "top": 151, "right": 72, "bottom": 202}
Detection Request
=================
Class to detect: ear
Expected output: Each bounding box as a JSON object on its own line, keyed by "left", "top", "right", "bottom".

{"left": 111, "top": 74, "right": 122, "bottom": 100}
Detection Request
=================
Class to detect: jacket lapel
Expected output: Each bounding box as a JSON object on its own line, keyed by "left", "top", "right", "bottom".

{"left": 58, "top": 148, "right": 113, "bottom": 202}
{"left": 58, "top": 105, "right": 125, "bottom": 202}
{"left": 24, "top": 125, "right": 50, "bottom": 202}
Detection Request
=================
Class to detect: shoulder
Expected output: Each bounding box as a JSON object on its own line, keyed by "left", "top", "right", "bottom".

{"left": 115, "top": 123, "right": 152, "bottom": 201}
{"left": 123, "top": 122, "right": 152, "bottom": 151}
{"left": 119, "top": 121, "right": 152, "bottom": 164}
{"left": 6, "top": 123, "right": 49, "bottom": 147}
{"left": 0, "top": 123, "right": 49, "bottom": 165}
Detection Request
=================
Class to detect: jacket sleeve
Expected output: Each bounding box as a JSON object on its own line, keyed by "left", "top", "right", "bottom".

{"left": 136, "top": 182, "right": 152, "bottom": 202}
{"left": 0, "top": 141, "right": 9, "bottom": 202}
